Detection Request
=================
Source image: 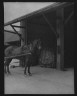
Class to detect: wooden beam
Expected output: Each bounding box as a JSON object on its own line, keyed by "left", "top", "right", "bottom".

{"left": 60, "top": 8, "right": 64, "bottom": 71}
{"left": 25, "top": 19, "right": 27, "bottom": 45}
{"left": 64, "top": 11, "right": 74, "bottom": 24}
{"left": 42, "top": 13, "right": 57, "bottom": 37}
{"left": 20, "top": 21, "right": 26, "bottom": 46}
{"left": 56, "top": 8, "right": 64, "bottom": 70}
{"left": 20, "top": 20, "right": 27, "bottom": 67}
{"left": 4, "top": 2, "right": 73, "bottom": 26}
{"left": 10, "top": 24, "right": 24, "bottom": 41}
{"left": 12, "top": 25, "right": 25, "bottom": 28}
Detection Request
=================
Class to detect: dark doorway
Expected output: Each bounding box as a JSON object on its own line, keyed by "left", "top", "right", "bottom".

{"left": 26, "top": 13, "right": 57, "bottom": 66}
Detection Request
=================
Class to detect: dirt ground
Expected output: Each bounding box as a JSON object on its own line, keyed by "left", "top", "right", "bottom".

{"left": 4, "top": 64, "right": 74, "bottom": 94}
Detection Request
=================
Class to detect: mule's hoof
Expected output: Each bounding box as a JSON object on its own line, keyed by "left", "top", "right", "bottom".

{"left": 28, "top": 73, "right": 32, "bottom": 76}
{"left": 24, "top": 73, "right": 27, "bottom": 76}
{"left": 24, "top": 75, "right": 27, "bottom": 77}
{"left": 7, "top": 72, "right": 11, "bottom": 75}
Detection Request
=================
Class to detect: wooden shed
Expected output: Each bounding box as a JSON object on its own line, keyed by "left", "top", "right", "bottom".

{"left": 4, "top": 2, "right": 74, "bottom": 70}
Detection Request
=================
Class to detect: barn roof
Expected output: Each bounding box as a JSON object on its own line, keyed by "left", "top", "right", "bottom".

{"left": 4, "top": 2, "right": 74, "bottom": 26}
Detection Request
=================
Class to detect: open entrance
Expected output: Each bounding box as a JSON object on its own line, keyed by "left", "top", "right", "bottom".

{"left": 22, "top": 10, "right": 57, "bottom": 67}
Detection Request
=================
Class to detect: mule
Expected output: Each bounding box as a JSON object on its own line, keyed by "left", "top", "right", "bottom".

{"left": 4, "top": 45, "right": 29, "bottom": 74}
{"left": 24, "top": 39, "right": 41, "bottom": 76}
{"left": 4, "top": 39, "right": 41, "bottom": 76}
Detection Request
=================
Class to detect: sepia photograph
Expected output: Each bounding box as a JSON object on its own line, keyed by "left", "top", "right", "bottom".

{"left": 4, "top": 2, "right": 74, "bottom": 94}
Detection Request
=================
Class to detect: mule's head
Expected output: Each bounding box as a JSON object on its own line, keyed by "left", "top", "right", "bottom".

{"left": 22, "top": 44, "right": 33, "bottom": 54}
{"left": 21, "top": 39, "right": 42, "bottom": 54}
{"left": 21, "top": 45, "right": 28, "bottom": 53}
{"left": 32, "top": 39, "right": 42, "bottom": 51}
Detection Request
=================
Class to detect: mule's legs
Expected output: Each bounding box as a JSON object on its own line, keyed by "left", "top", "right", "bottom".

{"left": 24, "top": 56, "right": 32, "bottom": 76}
{"left": 7, "top": 65, "right": 10, "bottom": 74}
{"left": 6, "top": 59, "right": 12, "bottom": 74}
{"left": 28, "top": 65, "right": 32, "bottom": 76}
{"left": 24, "top": 64, "right": 32, "bottom": 76}
{"left": 27, "top": 58, "right": 32, "bottom": 76}
{"left": 24, "top": 58, "right": 28, "bottom": 75}
{"left": 24, "top": 64, "right": 27, "bottom": 75}
{"left": 4, "top": 64, "right": 7, "bottom": 73}
{"left": 4, "top": 59, "right": 8, "bottom": 73}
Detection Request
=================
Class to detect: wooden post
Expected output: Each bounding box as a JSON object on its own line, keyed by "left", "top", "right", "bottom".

{"left": 25, "top": 19, "right": 27, "bottom": 45}
{"left": 20, "top": 20, "right": 27, "bottom": 67}
{"left": 64, "top": 11, "right": 74, "bottom": 24}
{"left": 56, "top": 8, "right": 64, "bottom": 70}
{"left": 20, "top": 21, "right": 26, "bottom": 46}
{"left": 10, "top": 24, "right": 23, "bottom": 41}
